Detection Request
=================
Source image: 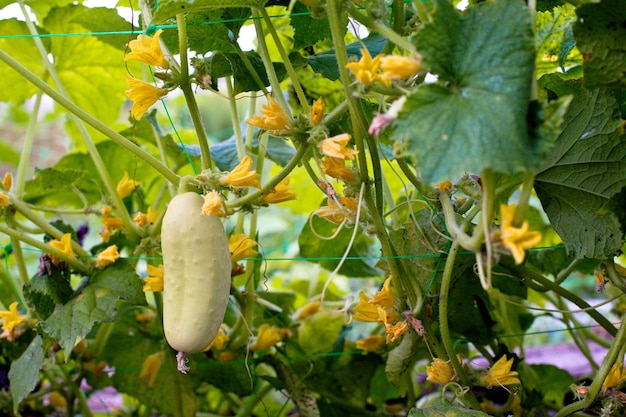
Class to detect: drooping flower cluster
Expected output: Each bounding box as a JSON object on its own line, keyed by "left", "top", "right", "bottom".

{"left": 352, "top": 277, "right": 410, "bottom": 344}
{"left": 124, "top": 29, "right": 171, "bottom": 120}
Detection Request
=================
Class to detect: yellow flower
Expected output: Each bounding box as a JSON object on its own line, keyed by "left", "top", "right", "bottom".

{"left": 204, "top": 324, "right": 229, "bottom": 351}
{"left": 229, "top": 234, "right": 258, "bottom": 261}
{"left": 250, "top": 323, "right": 290, "bottom": 351}
{"left": 346, "top": 48, "right": 385, "bottom": 86}
{"left": 261, "top": 178, "right": 297, "bottom": 204}
{"left": 96, "top": 245, "right": 120, "bottom": 268}
{"left": 48, "top": 233, "right": 75, "bottom": 267}
{"left": 315, "top": 197, "right": 359, "bottom": 225}
{"left": 368, "top": 277, "right": 395, "bottom": 309}
{"left": 201, "top": 191, "right": 226, "bottom": 217}
{"left": 100, "top": 216, "right": 124, "bottom": 243}
{"left": 384, "top": 320, "right": 409, "bottom": 343}
{"left": 47, "top": 391, "right": 67, "bottom": 409}
{"left": 496, "top": 204, "right": 542, "bottom": 264}
{"left": 322, "top": 157, "right": 357, "bottom": 183}
{"left": 602, "top": 362, "right": 626, "bottom": 392}
{"left": 480, "top": 356, "right": 520, "bottom": 388}
{"left": 116, "top": 171, "right": 140, "bottom": 198}
{"left": 319, "top": 133, "right": 359, "bottom": 160}
{"left": 143, "top": 264, "right": 164, "bottom": 292}
{"left": 134, "top": 211, "right": 148, "bottom": 227}
{"left": 352, "top": 292, "right": 382, "bottom": 322}
{"left": 147, "top": 207, "right": 159, "bottom": 224}
{"left": 125, "top": 76, "right": 168, "bottom": 120}
{"left": 2, "top": 172, "right": 12, "bottom": 190}
{"left": 310, "top": 97, "right": 324, "bottom": 125}
{"left": 125, "top": 29, "right": 169, "bottom": 69}
{"left": 426, "top": 358, "right": 454, "bottom": 384}
{"left": 219, "top": 156, "right": 262, "bottom": 189}
{"left": 355, "top": 335, "right": 386, "bottom": 354}
{"left": 380, "top": 54, "right": 421, "bottom": 81}
{"left": 0, "top": 302, "right": 26, "bottom": 341}
{"left": 246, "top": 95, "right": 289, "bottom": 132}
{"left": 102, "top": 205, "right": 112, "bottom": 217}
{"left": 437, "top": 181, "right": 453, "bottom": 193}
{"left": 295, "top": 301, "right": 321, "bottom": 320}
{"left": 139, "top": 351, "right": 164, "bottom": 388}
{"left": 0, "top": 191, "right": 9, "bottom": 207}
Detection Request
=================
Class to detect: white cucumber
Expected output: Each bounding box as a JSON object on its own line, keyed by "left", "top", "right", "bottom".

{"left": 161, "top": 192, "right": 231, "bottom": 355}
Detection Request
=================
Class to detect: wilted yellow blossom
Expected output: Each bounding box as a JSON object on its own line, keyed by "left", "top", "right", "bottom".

{"left": 143, "top": 264, "right": 164, "bottom": 292}
{"left": 229, "top": 234, "right": 258, "bottom": 261}
{"left": 346, "top": 48, "right": 385, "bottom": 86}
{"left": 322, "top": 157, "right": 357, "bottom": 183}
{"left": 96, "top": 245, "right": 120, "bottom": 268}
{"left": 201, "top": 191, "right": 226, "bottom": 217}
{"left": 383, "top": 320, "right": 409, "bottom": 343}
{"left": 134, "top": 211, "right": 148, "bottom": 227}
{"left": 495, "top": 204, "right": 542, "bottom": 264}
{"left": 355, "top": 335, "right": 386, "bottom": 354}
{"left": 480, "top": 356, "right": 520, "bottom": 388}
{"left": 250, "top": 324, "right": 290, "bottom": 351}
{"left": 125, "top": 77, "right": 168, "bottom": 120}
{"left": 220, "top": 156, "right": 261, "bottom": 189}
{"left": 100, "top": 216, "right": 124, "bottom": 243}
{"left": 319, "top": 133, "right": 359, "bottom": 160}
{"left": 295, "top": 301, "right": 322, "bottom": 320}
{"left": 261, "top": 178, "right": 297, "bottom": 204}
{"left": 246, "top": 95, "right": 289, "bottom": 132}
{"left": 0, "top": 301, "right": 26, "bottom": 341}
{"left": 48, "top": 233, "right": 75, "bottom": 266}
{"left": 139, "top": 351, "right": 164, "bottom": 388}
{"left": 310, "top": 97, "right": 324, "bottom": 125}
{"left": 125, "top": 29, "right": 169, "bottom": 69}
{"left": 603, "top": 362, "right": 626, "bottom": 392}
{"left": 116, "top": 171, "right": 140, "bottom": 199}
{"left": 352, "top": 292, "right": 382, "bottom": 323}
{"left": 426, "top": 358, "right": 454, "bottom": 384}
{"left": 315, "top": 197, "right": 359, "bottom": 225}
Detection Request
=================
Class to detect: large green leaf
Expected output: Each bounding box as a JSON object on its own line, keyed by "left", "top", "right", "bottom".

{"left": 519, "top": 363, "right": 573, "bottom": 409}
{"left": 152, "top": 0, "right": 266, "bottom": 24}
{"left": 535, "top": 3, "right": 579, "bottom": 77}
{"left": 44, "top": 5, "right": 128, "bottom": 145}
{"left": 409, "top": 399, "right": 491, "bottom": 417}
{"left": 40, "top": 260, "right": 146, "bottom": 354}
{"left": 291, "top": 1, "right": 331, "bottom": 50}
{"left": 535, "top": 88, "right": 626, "bottom": 258}
{"left": 70, "top": 7, "right": 139, "bottom": 50}
{"left": 9, "top": 335, "right": 44, "bottom": 415}
{"left": 574, "top": 0, "right": 626, "bottom": 89}
{"left": 0, "top": 19, "right": 48, "bottom": 104}
{"left": 392, "top": 0, "right": 535, "bottom": 184}
{"left": 298, "top": 213, "right": 380, "bottom": 277}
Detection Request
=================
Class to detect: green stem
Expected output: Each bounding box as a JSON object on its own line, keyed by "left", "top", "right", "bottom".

{"left": 251, "top": 9, "right": 291, "bottom": 117}
{"left": 90, "top": 322, "right": 114, "bottom": 358}
{"left": 554, "top": 313, "right": 626, "bottom": 417}
{"left": 392, "top": 0, "right": 405, "bottom": 38}
{"left": 554, "top": 258, "right": 582, "bottom": 285}
{"left": 348, "top": 5, "right": 416, "bottom": 54}
{"left": 510, "top": 261, "right": 617, "bottom": 337}
{"left": 513, "top": 172, "right": 535, "bottom": 226}
{"left": 15, "top": 2, "right": 141, "bottom": 240}
{"left": 10, "top": 197, "right": 91, "bottom": 258}
{"left": 177, "top": 14, "right": 213, "bottom": 171}
{"left": 15, "top": 89, "right": 43, "bottom": 197}
{"left": 0, "top": 224, "right": 90, "bottom": 274}
{"left": 412, "top": 0, "right": 431, "bottom": 24}
{"left": 226, "top": 75, "right": 246, "bottom": 160}
{"left": 437, "top": 241, "right": 483, "bottom": 410}
{"left": 234, "top": 383, "right": 273, "bottom": 417}
{"left": 6, "top": 219, "right": 28, "bottom": 306}
{"left": 0, "top": 50, "right": 180, "bottom": 187}
{"left": 258, "top": 7, "right": 310, "bottom": 113}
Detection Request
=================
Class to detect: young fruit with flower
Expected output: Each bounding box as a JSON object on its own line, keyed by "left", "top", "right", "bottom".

{"left": 0, "top": 0, "right": 625, "bottom": 416}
